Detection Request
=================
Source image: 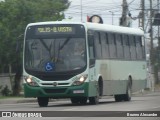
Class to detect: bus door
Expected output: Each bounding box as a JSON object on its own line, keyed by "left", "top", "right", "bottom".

{"left": 88, "top": 31, "right": 97, "bottom": 96}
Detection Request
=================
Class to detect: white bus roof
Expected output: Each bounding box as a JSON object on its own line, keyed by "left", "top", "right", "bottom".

{"left": 86, "top": 22, "right": 144, "bottom": 36}
{"left": 27, "top": 21, "right": 144, "bottom": 36}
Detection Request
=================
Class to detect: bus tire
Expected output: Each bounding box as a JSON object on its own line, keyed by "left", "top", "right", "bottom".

{"left": 89, "top": 81, "right": 100, "bottom": 105}
{"left": 37, "top": 97, "right": 49, "bottom": 107}
{"left": 79, "top": 97, "right": 88, "bottom": 104}
{"left": 99, "top": 78, "right": 103, "bottom": 96}
{"left": 123, "top": 83, "right": 132, "bottom": 101}
{"left": 89, "top": 96, "right": 99, "bottom": 105}
{"left": 70, "top": 97, "right": 79, "bottom": 104}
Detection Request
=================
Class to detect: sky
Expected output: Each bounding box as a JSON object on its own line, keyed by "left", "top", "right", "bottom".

{"left": 64, "top": 0, "right": 158, "bottom": 28}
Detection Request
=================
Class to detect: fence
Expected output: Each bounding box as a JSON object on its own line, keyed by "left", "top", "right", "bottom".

{"left": 0, "top": 74, "right": 15, "bottom": 92}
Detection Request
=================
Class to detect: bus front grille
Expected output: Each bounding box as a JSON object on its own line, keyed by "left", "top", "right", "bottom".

{"left": 41, "top": 83, "right": 69, "bottom": 86}
{"left": 43, "top": 88, "right": 67, "bottom": 94}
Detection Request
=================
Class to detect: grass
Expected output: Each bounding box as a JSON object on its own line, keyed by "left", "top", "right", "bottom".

{"left": 0, "top": 95, "right": 24, "bottom": 99}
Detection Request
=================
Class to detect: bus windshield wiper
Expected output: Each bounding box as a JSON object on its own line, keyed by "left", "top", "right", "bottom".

{"left": 39, "top": 39, "right": 50, "bottom": 51}
{"left": 39, "top": 38, "right": 53, "bottom": 59}
{"left": 56, "top": 37, "right": 70, "bottom": 63}
{"left": 59, "top": 37, "right": 71, "bottom": 50}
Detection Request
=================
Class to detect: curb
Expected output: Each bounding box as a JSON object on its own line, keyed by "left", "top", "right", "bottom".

{"left": 0, "top": 98, "right": 37, "bottom": 104}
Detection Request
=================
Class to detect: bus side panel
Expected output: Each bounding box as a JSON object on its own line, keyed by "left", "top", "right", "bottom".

{"left": 103, "top": 80, "right": 127, "bottom": 95}
{"left": 95, "top": 60, "right": 127, "bottom": 95}
{"left": 102, "top": 79, "right": 147, "bottom": 95}
{"left": 96, "top": 60, "right": 147, "bottom": 95}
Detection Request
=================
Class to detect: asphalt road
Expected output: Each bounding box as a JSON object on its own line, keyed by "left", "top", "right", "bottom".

{"left": 0, "top": 92, "right": 160, "bottom": 120}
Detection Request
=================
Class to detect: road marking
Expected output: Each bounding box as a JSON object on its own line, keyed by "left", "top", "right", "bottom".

{"left": 151, "top": 106, "right": 160, "bottom": 109}
{"left": 61, "top": 108, "right": 78, "bottom": 111}
{"left": 0, "top": 102, "right": 37, "bottom": 106}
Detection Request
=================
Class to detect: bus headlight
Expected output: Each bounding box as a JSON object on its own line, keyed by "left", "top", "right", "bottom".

{"left": 24, "top": 76, "right": 39, "bottom": 87}
{"left": 72, "top": 74, "right": 88, "bottom": 86}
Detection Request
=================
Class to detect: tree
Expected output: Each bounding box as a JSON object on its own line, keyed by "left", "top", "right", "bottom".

{"left": 0, "top": 0, "right": 70, "bottom": 95}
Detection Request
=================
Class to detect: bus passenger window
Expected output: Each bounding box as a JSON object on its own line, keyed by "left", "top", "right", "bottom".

{"left": 101, "top": 32, "right": 109, "bottom": 59}
{"left": 105, "top": 33, "right": 110, "bottom": 58}
{"left": 108, "top": 33, "right": 117, "bottom": 58}
{"left": 123, "top": 35, "right": 130, "bottom": 60}
{"left": 129, "top": 36, "right": 136, "bottom": 60}
{"left": 94, "top": 32, "right": 102, "bottom": 59}
{"left": 116, "top": 34, "right": 123, "bottom": 59}
{"left": 136, "top": 36, "right": 143, "bottom": 59}
{"left": 88, "top": 34, "right": 95, "bottom": 59}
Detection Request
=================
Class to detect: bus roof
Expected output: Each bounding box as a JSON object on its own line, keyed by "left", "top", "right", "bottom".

{"left": 27, "top": 21, "right": 144, "bottom": 36}
{"left": 86, "top": 22, "right": 144, "bottom": 36}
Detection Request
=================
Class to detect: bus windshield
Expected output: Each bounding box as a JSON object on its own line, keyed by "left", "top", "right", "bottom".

{"left": 24, "top": 24, "right": 86, "bottom": 73}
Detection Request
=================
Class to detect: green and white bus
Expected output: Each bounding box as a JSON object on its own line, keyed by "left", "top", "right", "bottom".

{"left": 23, "top": 21, "right": 147, "bottom": 107}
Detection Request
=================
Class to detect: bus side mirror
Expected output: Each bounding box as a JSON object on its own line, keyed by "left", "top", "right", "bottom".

{"left": 16, "top": 40, "right": 24, "bottom": 53}
{"left": 16, "top": 34, "right": 24, "bottom": 53}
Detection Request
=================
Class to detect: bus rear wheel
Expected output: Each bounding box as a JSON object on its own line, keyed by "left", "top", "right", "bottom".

{"left": 114, "top": 80, "right": 132, "bottom": 102}
{"left": 123, "top": 84, "right": 131, "bottom": 101}
{"left": 37, "top": 97, "right": 49, "bottom": 107}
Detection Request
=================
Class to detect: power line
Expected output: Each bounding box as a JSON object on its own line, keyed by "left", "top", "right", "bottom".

{"left": 65, "top": 0, "right": 141, "bottom": 25}
{"left": 128, "top": 0, "right": 137, "bottom": 5}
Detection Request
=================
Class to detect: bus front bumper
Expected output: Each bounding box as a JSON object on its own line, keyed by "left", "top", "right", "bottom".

{"left": 23, "top": 83, "right": 89, "bottom": 98}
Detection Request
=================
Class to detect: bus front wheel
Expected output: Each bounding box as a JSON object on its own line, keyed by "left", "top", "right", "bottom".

{"left": 37, "top": 97, "right": 49, "bottom": 107}
{"left": 89, "top": 96, "right": 99, "bottom": 104}
{"left": 70, "top": 98, "right": 79, "bottom": 104}
{"left": 79, "top": 97, "right": 88, "bottom": 104}
{"left": 89, "top": 82, "right": 100, "bottom": 105}
{"left": 71, "top": 97, "right": 87, "bottom": 104}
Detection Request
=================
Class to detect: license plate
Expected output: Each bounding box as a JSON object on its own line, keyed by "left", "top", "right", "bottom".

{"left": 73, "top": 90, "right": 84, "bottom": 94}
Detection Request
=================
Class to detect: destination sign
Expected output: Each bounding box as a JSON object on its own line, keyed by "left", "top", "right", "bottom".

{"left": 35, "top": 26, "right": 75, "bottom": 35}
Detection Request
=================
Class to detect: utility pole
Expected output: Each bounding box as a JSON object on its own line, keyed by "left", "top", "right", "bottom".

{"left": 157, "top": 0, "right": 160, "bottom": 84}
{"left": 80, "top": 0, "right": 83, "bottom": 22}
{"left": 109, "top": 11, "right": 114, "bottom": 25}
{"left": 139, "top": 0, "right": 145, "bottom": 31}
{"left": 149, "top": 0, "right": 155, "bottom": 91}
{"left": 120, "top": 0, "right": 128, "bottom": 26}
{"left": 150, "top": 0, "right": 153, "bottom": 63}
{"left": 158, "top": 0, "right": 160, "bottom": 50}
{"left": 141, "top": 0, "right": 145, "bottom": 31}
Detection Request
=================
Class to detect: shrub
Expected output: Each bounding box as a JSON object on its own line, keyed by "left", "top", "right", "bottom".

{"left": 1, "top": 85, "right": 11, "bottom": 96}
